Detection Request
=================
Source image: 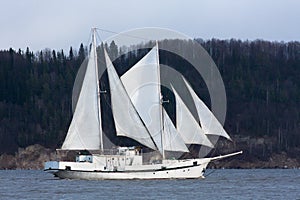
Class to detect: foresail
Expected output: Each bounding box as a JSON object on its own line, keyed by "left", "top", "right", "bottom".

{"left": 183, "top": 77, "right": 231, "bottom": 140}
{"left": 163, "top": 109, "right": 189, "bottom": 152}
{"left": 120, "top": 45, "right": 163, "bottom": 153}
{"left": 104, "top": 50, "right": 157, "bottom": 150}
{"left": 62, "top": 43, "right": 101, "bottom": 150}
{"left": 172, "top": 85, "right": 214, "bottom": 148}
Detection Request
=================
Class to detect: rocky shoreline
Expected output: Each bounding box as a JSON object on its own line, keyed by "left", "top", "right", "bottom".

{"left": 209, "top": 151, "right": 300, "bottom": 169}
{"left": 0, "top": 145, "right": 56, "bottom": 170}
{"left": 0, "top": 144, "right": 299, "bottom": 170}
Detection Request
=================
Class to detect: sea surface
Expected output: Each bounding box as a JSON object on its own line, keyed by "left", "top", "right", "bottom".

{"left": 0, "top": 169, "right": 299, "bottom": 199}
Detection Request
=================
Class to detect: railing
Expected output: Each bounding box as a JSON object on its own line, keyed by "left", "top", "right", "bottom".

{"left": 55, "top": 148, "right": 167, "bottom": 164}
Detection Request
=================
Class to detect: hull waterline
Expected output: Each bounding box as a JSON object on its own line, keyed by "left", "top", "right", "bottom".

{"left": 46, "top": 162, "right": 208, "bottom": 180}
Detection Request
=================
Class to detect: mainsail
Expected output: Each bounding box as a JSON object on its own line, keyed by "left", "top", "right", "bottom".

{"left": 104, "top": 50, "right": 157, "bottom": 150}
{"left": 121, "top": 44, "right": 163, "bottom": 153}
{"left": 61, "top": 38, "right": 101, "bottom": 150}
{"left": 171, "top": 85, "right": 213, "bottom": 148}
{"left": 182, "top": 77, "right": 231, "bottom": 140}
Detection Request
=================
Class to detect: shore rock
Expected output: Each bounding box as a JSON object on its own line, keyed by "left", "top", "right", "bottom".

{"left": 209, "top": 151, "right": 300, "bottom": 169}
{"left": 0, "top": 144, "right": 56, "bottom": 170}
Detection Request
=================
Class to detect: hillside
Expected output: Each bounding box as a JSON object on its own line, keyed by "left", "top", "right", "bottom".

{"left": 0, "top": 39, "right": 299, "bottom": 168}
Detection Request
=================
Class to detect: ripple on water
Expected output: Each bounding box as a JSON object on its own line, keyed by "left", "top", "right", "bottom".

{"left": 0, "top": 169, "right": 299, "bottom": 200}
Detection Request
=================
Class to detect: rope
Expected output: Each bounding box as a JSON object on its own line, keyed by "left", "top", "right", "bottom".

{"left": 95, "top": 28, "right": 151, "bottom": 41}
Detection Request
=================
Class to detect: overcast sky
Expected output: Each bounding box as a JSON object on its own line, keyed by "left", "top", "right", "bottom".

{"left": 1, "top": 0, "right": 299, "bottom": 52}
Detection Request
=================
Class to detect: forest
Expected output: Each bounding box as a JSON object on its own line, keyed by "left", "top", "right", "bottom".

{"left": 0, "top": 38, "right": 299, "bottom": 161}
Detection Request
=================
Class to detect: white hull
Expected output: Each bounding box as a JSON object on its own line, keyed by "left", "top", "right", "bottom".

{"left": 45, "top": 156, "right": 211, "bottom": 180}
{"left": 51, "top": 163, "right": 207, "bottom": 180}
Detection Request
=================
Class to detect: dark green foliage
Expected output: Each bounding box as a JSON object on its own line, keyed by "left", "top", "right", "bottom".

{"left": 0, "top": 39, "right": 299, "bottom": 155}
{"left": 0, "top": 46, "right": 78, "bottom": 153}
{"left": 199, "top": 39, "right": 300, "bottom": 151}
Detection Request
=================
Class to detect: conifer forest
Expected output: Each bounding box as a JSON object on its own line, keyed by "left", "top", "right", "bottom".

{"left": 0, "top": 39, "right": 299, "bottom": 162}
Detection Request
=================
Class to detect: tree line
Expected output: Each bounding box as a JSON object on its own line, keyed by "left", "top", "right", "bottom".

{"left": 0, "top": 39, "right": 299, "bottom": 155}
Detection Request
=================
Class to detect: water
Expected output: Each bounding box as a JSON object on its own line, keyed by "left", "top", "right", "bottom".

{"left": 0, "top": 169, "right": 299, "bottom": 199}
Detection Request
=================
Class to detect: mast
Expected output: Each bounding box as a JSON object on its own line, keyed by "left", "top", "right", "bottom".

{"left": 156, "top": 40, "right": 165, "bottom": 159}
{"left": 92, "top": 28, "right": 104, "bottom": 152}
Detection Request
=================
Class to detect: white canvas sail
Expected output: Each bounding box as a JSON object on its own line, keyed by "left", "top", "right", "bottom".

{"left": 62, "top": 42, "right": 101, "bottom": 150}
{"left": 121, "top": 45, "right": 163, "bottom": 152}
{"left": 162, "top": 109, "right": 189, "bottom": 152}
{"left": 172, "top": 85, "right": 213, "bottom": 148}
{"left": 104, "top": 50, "right": 157, "bottom": 150}
{"left": 182, "top": 77, "right": 231, "bottom": 140}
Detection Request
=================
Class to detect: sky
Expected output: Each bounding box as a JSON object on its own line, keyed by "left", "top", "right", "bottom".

{"left": 1, "top": 0, "right": 299, "bottom": 52}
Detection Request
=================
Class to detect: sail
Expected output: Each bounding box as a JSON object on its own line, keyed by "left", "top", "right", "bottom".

{"left": 62, "top": 42, "right": 101, "bottom": 150}
{"left": 104, "top": 50, "right": 157, "bottom": 150}
{"left": 172, "top": 85, "right": 213, "bottom": 148}
{"left": 121, "top": 45, "right": 163, "bottom": 153}
{"left": 183, "top": 77, "right": 231, "bottom": 140}
{"left": 162, "top": 109, "right": 189, "bottom": 152}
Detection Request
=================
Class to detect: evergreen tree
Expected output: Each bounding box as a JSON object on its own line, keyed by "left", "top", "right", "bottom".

{"left": 109, "top": 40, "right": 118, "bottom": 59}
{"left": 78, "top": 43, "right": 85, "bottom": 62}
{"left": 69, "top": 47, "right": 74, "bottom": 61}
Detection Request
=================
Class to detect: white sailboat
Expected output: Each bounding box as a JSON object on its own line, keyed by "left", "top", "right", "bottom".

{"left": 44, "top": 29, "right": 242, "bottom": 180}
